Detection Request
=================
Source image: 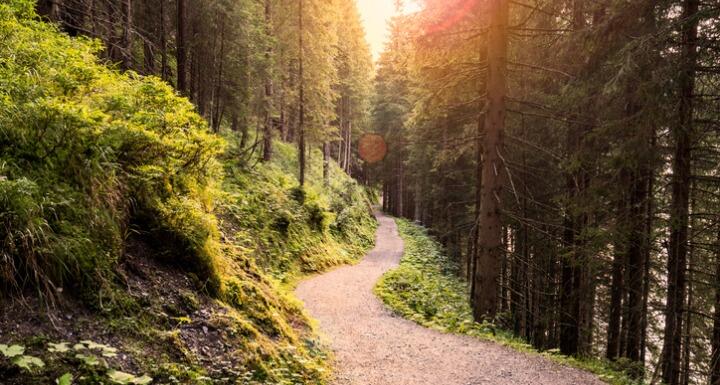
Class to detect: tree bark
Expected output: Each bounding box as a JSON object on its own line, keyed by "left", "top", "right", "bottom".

{"left": 660, "top": 1, "right": 697, "bottom": 383}
{"left": 121, "top": 0, "right": 132, "bottom": 70}
{"left": 160, "top": 0, "right": 168, "bottom": 81}
{"left": 472, "top": 0, "right": 508, "bottom": 322}
{"left": 323, "top": 142, "right": 330, "bottom": 186}
{"left": 262, "top": 0, "right": 274, "bottom": 162}
{"left": 297, "top": 0, "right": 306, "bottom": 187}
{"left": 626, "top": 169, "right": 648, "bottom": 363}
{"left": 143, "top": 0, "right": 155, "bottom": 74}
{"left": 711, "top": 228, "right": 720, "bottom": 385}
{"left": 176, "top": 0, "right": 187, "bottom": 93}
{"left": 607, "top": 229, "right": 624, "bottom": 360}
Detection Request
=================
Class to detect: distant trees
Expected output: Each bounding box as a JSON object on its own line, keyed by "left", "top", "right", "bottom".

{"left": 36, "top": 0, "right": 373, "bottom": 179}
{"left": 375, "top": 0, "right": 719, "bottom": 383}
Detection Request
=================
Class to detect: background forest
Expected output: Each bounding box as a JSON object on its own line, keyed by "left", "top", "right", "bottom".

{"left": 374, "top": 1, "right": 720, "bottom": 385}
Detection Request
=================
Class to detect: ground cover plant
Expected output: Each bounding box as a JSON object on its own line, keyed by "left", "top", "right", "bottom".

{"left": 375, "top": 219, "right": 644, "bottom": 385}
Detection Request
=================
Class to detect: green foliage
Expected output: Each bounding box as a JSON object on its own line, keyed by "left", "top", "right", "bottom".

{"left": 107, "top": 370, "right": 152, "bottom": 385}
{"left": 0, "top": 2, "right": 223, "bottom": 297}
{"left": 56, "top": 372, "right": 73, "bottom": 385}
{"left": 376, "top": 219, "right": 644, "bottom": 385}
{"left": 13, "top": 355, "right": 45, "bottom": 372}
{"left": 0, "top": 340, "right": 152, "bottom": 383}
{"left": 220, "top": 140, "right": 376, "bottom": 284}
{"left": 0, "top": 343, "right": 45, "bottom": 373}
{"left": 0, "top": 344, "right": 25, "bottom": 358}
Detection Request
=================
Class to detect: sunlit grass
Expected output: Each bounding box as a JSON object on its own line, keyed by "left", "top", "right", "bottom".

{"left": 375, "top": 218, "right": 645, "bottom": 385}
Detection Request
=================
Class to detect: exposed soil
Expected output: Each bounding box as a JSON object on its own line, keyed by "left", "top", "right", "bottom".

{"left": 0, "top": 237, "right": 244, "bottom": 383}
{"left": 295, "top": 211, "right": 607, "bottom": 385}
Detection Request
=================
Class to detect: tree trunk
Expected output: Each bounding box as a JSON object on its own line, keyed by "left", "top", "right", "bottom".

{"left": 122, "top": 0, "right": 132, "bottom": 70}
{"left": 660, "top": 1, "right": 697, "bottom": 383}
{"left": 176, "top": 0, "right": 187, "bottom": 93}
{"left": 323, "top": 142, "right": 330, "bottom": 186}
{"left": 143, "top": 0, "right": 155, "bottom": 74}
{"left": 607, "top": 231, "right": 624, "bottom": 360}
{"left": 262, "top": 0, "right": 274, "bottom": 162}
{"left": 297, "top": 0, "right": 306, "bottom": 187}
{"left": 211, "top": 16, "right": 226, "bottom": 132}
{"left": 472, "top": 0, "right": 508, "bottom": 322}
{"left": 626, "top": 169, "right": 648, "bottom": 363}
{"left": 559, "top": 0, "right": 587, "bottom": 357}
{"left": 711, "top": 228, "right": 720, "bottom": 385}
{"left": 560, "top": 188, "right": 578, "bottom": 356}
{"left": 414, "top": 180, "right": 422, "bottom": 222}
{"left": 160, "top": 0, "right": 168, "bottom": 81}
{"left": 640, "top": 166, "right": 654, "bottom": 364}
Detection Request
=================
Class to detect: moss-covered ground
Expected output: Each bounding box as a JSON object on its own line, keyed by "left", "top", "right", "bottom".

{"left": 375, "top": 219, "right": 644, "bottom": 385}
{"left": 0, "top": 2, "right": 376, "bottom": 384}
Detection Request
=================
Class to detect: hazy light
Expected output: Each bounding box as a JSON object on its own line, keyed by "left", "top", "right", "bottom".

{"left": 356, "top": 0, "right": 421, "bottom": 62}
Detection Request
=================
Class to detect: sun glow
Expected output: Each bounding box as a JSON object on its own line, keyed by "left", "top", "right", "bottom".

{"left": 424, "top": 0, "right": 478, "bottom": 35}
{"left": 356, "top": 0, "right": 422, "bottom": 61}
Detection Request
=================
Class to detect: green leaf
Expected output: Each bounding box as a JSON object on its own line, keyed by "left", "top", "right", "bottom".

{"left": 56, "top": 373, "right": 73, "bottom": 385}
{"left": 48, "top": 342, "right": 71, "bottom": 353}
{"left": 80, "top": 340, "right": 104, "bottom": 350}
{"left": 75, "top": 353, "right": 100, "bottom": 366}
{"left": 133, "top": 375, "right": 153, "bottom": 385}
{"left": 101, "top": 346, "right": 118, "bottom": 357}
{"left": 107, "top": 370, "right": 153, "bottom": 385}
{"left": 12, "top": 355, "right": 45, "bottom": 371}
{"left": 0, "top": 344, "right": 25, "bottom": 358}
{"left": 107, "top": 370, "right": 136, "bottom": 384}
{"left": 80, "top": 340, "right": 117, "bottom": 357}
{"left": 72, "top": 343, "right": 86, "bottom": 351}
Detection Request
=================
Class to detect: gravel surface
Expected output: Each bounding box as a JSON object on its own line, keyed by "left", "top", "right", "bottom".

{"left": 295, "top": 211, "right": 606, "bottom": 385}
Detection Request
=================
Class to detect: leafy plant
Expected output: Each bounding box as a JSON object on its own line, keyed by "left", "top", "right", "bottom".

{"left": 107, "top": 370, "right": 153, "bottom": 385}
{"left": 1, "top": 343, "right": 45, "bottom": 372}
{"left": 0, "top": 344, "right": 25, "bottom": 358}
{"left": 56, "top": 372, "right": 73, "bottom": 385}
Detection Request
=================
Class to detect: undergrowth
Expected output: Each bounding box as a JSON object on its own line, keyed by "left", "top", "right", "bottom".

{"left": 220, "top": 141, "right": 377, "bottom": 285}
{"left": 375, "top": 218, "right": 644, "bottom": 385}
{"left": 0, "top": 0, "right": 224, "bottom": 299}
{"left": 0, "top": 2, "right": 377, "bottom": 384}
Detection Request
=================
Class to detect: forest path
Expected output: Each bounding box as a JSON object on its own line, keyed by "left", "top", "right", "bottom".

{"left": 295, "top": 211, "right": 605, "bottom": 385}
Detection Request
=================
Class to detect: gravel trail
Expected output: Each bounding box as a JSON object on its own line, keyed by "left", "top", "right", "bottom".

{"left": 295, "top": 211, "right": 605, "bottom": 385}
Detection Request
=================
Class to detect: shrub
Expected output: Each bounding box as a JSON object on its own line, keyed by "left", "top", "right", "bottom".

{"left": 0, "top": 2, "right": 223, "bottom": 298}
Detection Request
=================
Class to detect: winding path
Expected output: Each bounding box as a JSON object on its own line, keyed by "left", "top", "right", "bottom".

{"left": 295, "top": 211, "right": 605, "bottom": 385}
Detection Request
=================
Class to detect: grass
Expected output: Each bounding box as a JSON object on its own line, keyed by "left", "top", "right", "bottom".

{"left": 374, "top": 218, "right": 645, "bottom": 385}
{"left": 0, "top": 2, "right": 378, "bottom": 383}
{"left": 219, "top": 140, "right": 377, "bottom": 286}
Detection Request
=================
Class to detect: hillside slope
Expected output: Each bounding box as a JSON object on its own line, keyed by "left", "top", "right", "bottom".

{"left": 0, "top": 2, "right": 375, "bottom": 384}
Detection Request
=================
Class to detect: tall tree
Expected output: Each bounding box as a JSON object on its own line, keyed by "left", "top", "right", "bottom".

{"left": 262, "top": 0, "right": 274, "bottom": 162}
{"left": 297, "top": 0, "right": 306, "bottom": 186}
{"left": 176, "top": 0, "right": 187, "bottom": 94}
{"left": 472, "top": 0, "right": 508, "bottom": 321}
{"left": 660, "top": 0, "right": 698, "bottom": 383}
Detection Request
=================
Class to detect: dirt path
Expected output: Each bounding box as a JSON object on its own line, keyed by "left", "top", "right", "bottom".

{"left": 295, "top": 211, "right": 605, "bottom": 385}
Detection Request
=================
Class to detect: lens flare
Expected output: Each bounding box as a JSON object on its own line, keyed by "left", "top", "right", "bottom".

{"left": 425, "top": 0, "right": 478, "bottom": 35}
